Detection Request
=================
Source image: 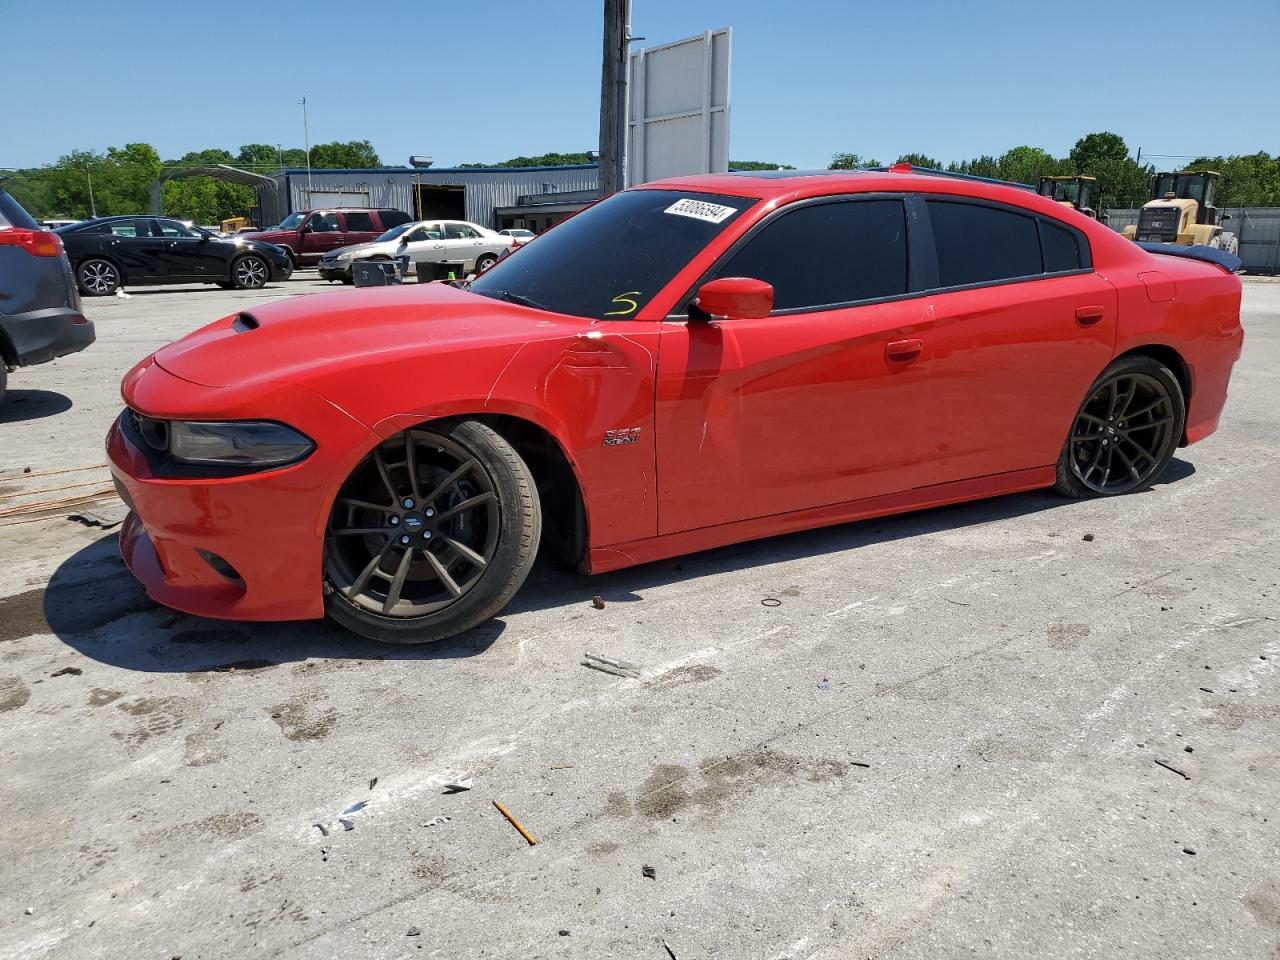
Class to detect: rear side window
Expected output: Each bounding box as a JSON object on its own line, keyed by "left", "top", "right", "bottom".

{"left": 343, "top": 211, "right": 374, "bottom": 231}
{"left": 927, "top": 201, "right": 1041, "bottom": 287}
{"left": 712, "top": 199, "right": 908, "bottom": 310}
{"left": 380, "top": 210, "right": 411, "bottom": 228}
{"left": 1040, "top": 219, "right": 1082, "bottom": 273}
{"left": 445, "top": 223, "right": 480, "bottom": 239}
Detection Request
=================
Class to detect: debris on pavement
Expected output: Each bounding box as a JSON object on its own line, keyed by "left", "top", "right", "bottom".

{"left": 442, "top": 777, "right": 474, "bottom": 793}
{"left": 592, "top": 595, "right": 606, "bottom": 610}
{"left": 1183, "top": 846, "right": 1197, "bottom": 856}
{"left": 24, "top": 907, "right": 33, "bottom": 915}
{"left": 493, "top": 800, "right": 538, "bottom": 846}
{"left": 761, "top": 598, "right": 782, "bottom": 607}
{"left": 343, "top": 800, "right": 369, "bottom": 814}
{"left": 817, "top": 678, "right": 830, "bottom": 690}
{"left": 369, "top": 777, "right": 378, "bottom": 790}
{"left": 407, "top": 926, "right": 421, "bottom": 937}
{"left": 1082, "top": 533, "right": 1095, "bottom": 542}
{"left": 339, "top": 818, "right": 355, "bottom": 831}
{"left": 582, "top": 651, "right": 641, "bottom": 679}
{"left": 423, "top": 816, "right": 452, "bottom": 828}
{"left": 851, "top": 761, "right": 871, "bottom": 769}
{"left": 642, "top": 864, "right": 656, "bottom": 880}
{"left": 1155, "top": 758, "right": 1192, "bottom": 781}
{"left": 50, "top": 667, "right": 83, "bottom": 677}
{"left": 663, "top": 939, "right": 678, "bottom": 960}
{"left": 945, "top": 598, "right": 971, "bottom": 606}
{"left": 313, "top": 823, "right": 330, "bottom": 837}
{"left": 558, "top": 929, "right": 570, "bottom": 937}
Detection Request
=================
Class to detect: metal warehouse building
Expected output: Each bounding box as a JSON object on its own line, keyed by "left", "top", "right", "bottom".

{"left": 262, "top": 164, "right": 599, "bottom": 232}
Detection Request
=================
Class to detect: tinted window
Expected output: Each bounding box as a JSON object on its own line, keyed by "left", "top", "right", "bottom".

{"left": 308, "top": 213, "right": 340, "bottom": 232}
{"left": 343, "top": 211, "right": 374, "bottom": 231}
{"left": 445, "top": 223, "right": 480, "bottom": 239}
{"left": 1040, "top": 220, "right": 1082, "bottom": 273}
{"left": 156, "top": 219, "right": 195, "bottom": 238}
{"left": 927, "top": 201, "right": 1041, "bottom": 287}
{"left": 380, "top": 210, "right": 411, "bottom": 228}
{"left": 471, "top": 189, "right": 756, "bottom": 319}
{"left": 710, "top": 199, "right": 907, "bottom": 310}
{"left": 107, "top": 219, "right": 148, "bottom": 238}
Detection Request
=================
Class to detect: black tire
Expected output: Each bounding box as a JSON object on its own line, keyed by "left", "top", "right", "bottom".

{"left": 216, "top": 281, "right": 236, "bottom": 290}
{"left": 475, "top": 253, "right": 499, "bottom": 274}
{"left": 0, "top": 364, "right": 7, "bottom": 404}
{"left": 1054, "top": 354, "right": 1186, "bottom": 498}
{"left": 324, "top": 419, "right": 541, "bottom": 643}
{"left": 77, "top": 258, "right": 120, "bottom": 296}
{"left": 230, "top": 254, "right": 269, "bottom": 290}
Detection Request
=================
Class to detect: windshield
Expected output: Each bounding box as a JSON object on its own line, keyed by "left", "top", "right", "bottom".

{"left": 277, "top": 212, "right": 306, "bottom": 230}
{"left": 469, "top": 189, "right": 757, "bottom": 319}
{"left": 376, "top": 223, "right": 413, "bottom": 242}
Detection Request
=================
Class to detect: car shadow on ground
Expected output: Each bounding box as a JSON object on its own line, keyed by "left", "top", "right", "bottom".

{"left": 43, "top": 459, "right": 1194, "bottom": 673}
{"left": 0, "top": 389, "right": 73, "bottom": 423}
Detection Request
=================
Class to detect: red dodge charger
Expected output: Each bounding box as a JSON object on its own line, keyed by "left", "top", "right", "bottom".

{"left": 107, "top": 169, "right": 1244, "bottom": 643}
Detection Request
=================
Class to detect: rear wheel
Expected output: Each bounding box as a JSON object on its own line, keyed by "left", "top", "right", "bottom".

{"left": 1054, "top": 355, "right": 1185, "bottom": 498}
{"left": 475, "top": 253, "right": 499, "bottom": 274}
{"left": 78, "top": 258, "right": 120, "bottom": 296}
{"left": 324, "top": 420, "right": 541, "bottom": 643}
{"left": 231, "top": 254, "right": 269, "bottom": 290}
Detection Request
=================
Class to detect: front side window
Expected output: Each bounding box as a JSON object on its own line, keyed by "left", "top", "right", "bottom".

{"left": 308, "top": 213, "right": 340, "bottom": 232}
{"left": 344, "top": 211, "right": 374, "bottom": 231}
{"left": 156, "top": 219, "right": 195, "bottom": 238}
{"left": 927, "top": 200, "right": 1041, "bottom": 287}
{"left": 469, "top": 189, "right": 757, "bottom": 319}
{"left": 708, "top": 199, "right": 908, "bottom": 311}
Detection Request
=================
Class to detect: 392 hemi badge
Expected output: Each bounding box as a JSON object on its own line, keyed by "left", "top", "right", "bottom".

{"left": 602, "top": 427, "right": 642, "bottom": 446}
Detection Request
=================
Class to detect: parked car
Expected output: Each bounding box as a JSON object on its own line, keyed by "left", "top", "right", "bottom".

{"left": 107, "top": 169, "right": 1242, "bottom": 644}
{"left": 56, "top": 216, "right": 293, "bottom": 296}
{"left": 0, "top": 185, "right": 94, "bottom": 401}
{"left": 244, "top": 208, "right": 412, "bottom": 267}
{"left": 317, "top": 219, "right": 516, "bottom": 282}
{"left": 498, "top": 228, "right": 535, "bottom": 245}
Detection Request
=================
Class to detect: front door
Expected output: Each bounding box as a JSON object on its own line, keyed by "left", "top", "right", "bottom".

{"left": 654, "top": 197, "right": 938, "bottom": 535}
{"left": 300, "top": 211, "right": 345, "bottom": 259}
{"left": 402, "top": 222, "right": 445, "bottom": 264}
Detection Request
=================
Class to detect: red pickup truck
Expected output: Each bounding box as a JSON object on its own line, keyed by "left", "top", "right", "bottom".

{"left": 244, "top": 208, "right": 412, "bottom": 266}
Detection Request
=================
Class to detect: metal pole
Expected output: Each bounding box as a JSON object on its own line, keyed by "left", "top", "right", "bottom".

{"left": 276, "top": 143, "right": 283, "bottom": 171}
{"left": 85, "top": 166, "right": 96, "bottom": 217}
{"left": 598, "top": 0, "right": 630, "bottom": 197}
{"left": 301, "top": 96, "right": 313, "bottom": 205}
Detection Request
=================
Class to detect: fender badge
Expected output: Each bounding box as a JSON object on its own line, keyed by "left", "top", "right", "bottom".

{"left": 602, "top": 428, "right": 641, "bottom": 447}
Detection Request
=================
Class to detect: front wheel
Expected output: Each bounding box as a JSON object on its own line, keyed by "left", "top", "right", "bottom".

{"left": 324, "top": 419, "right": 541, "bottom": 643}
{"left": 231, "top": 254, "right": 269, "bottom": 290}
{"left": 1054, "top": 355, "right": 1186, "bottom": 498}
{"left": 78, "top": 258, "right": 120, "bottom": 296}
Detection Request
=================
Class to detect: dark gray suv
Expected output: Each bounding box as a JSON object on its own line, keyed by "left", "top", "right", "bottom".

{"left": 0, "top": 185, "right": 95, "bottom": 401}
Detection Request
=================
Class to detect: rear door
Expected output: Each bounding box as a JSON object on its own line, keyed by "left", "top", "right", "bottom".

{"left": 442, "top": 222, "right": 486, "bottom": 270}
{"left": 917, "top": 197, "right": 1117, "bottom": 484}
{"left": 341, "top": 210, "right": 379, "bottom": 246}
{"left": 655, "top": 196, "right": 938, "bottom": 534}
{"left": 101, "top": 218, "right": 168, "bottom": 280}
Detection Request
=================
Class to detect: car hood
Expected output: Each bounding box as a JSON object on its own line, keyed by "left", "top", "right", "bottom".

{"left": 225, "top": 237, "right": 288, "bottom": 257}
{"left": 151, "top": 282, "right": 584, "bottom": 388}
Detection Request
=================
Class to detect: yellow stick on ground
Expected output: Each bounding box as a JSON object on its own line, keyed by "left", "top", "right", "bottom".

{"left": 492, "top": 800, "right": 537, "bottom": 846}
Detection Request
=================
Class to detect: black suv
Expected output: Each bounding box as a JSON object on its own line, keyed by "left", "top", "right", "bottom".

{"left": 0, "top": 186, "right": 94, "bottom": 402}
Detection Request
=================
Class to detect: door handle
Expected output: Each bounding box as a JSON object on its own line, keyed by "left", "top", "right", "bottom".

{"left": 1075, "top": 305, "right": 1105, "bottom": 326}
{"left": 886, "top": 338, "right": 923, "bottom": 362}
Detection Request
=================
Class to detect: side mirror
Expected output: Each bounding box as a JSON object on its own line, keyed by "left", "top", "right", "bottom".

{"left": 694, "top": 277, "right": 773, "bottom": 320}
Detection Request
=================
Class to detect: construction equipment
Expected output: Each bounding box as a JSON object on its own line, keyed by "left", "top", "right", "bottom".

{"left": 1037, "top": 176, "right": 1104, "bottom": 220}
{"left": 1122, "top": 170, "right": 1238, "bottom": 254}
{"left": 220, "top": 215, "right": 254, "bottom": 234}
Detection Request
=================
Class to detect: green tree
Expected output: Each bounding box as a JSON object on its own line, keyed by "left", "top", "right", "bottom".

{"left": 308, "top": 140, "right": 381, "bottom": 168}
{"left": 829, "top": 152, "right": 879, "bottom": 169}
{"left": 896, "top": 153, "right": 941, "bottom": 169}
{"left": 947, "top": 155, "right": 1001, "bottom": 179}
{"left": 1187, "top": 152, "right": 1280, "bottom": 207}
{"left": 995, "top": 146, "right": 1067, "bottom": 186}
{"left": 729, "top": 159, "right": 796, "bottom": 171}
{"left": 1068, "top": 132, "right": 1130, "bottom": 171}
{"left": 459, "top": 152, "right": 593, "bottom": 168}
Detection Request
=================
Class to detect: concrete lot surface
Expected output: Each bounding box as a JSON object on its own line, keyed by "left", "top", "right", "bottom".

{"left": 1, "top": 276, "right": 1277, "bottom": 959}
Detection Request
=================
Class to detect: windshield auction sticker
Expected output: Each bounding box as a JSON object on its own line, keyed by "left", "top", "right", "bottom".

{"left": 664, "top": 198, "right": 738, "bottom": 224}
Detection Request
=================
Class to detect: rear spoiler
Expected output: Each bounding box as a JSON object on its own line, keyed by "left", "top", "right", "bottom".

{"left": 1137, "top": 241, "right": 1241, "bottom": 274}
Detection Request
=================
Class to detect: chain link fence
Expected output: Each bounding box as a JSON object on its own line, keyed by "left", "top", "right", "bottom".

{"left": 1106, "top": 207, "right": 1280, "bottom": 274}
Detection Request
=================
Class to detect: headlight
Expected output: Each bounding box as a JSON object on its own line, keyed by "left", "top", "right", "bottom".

{"left": 335, "top": 249, "right": 357, "bottom": 261}
{"left": 167, "top": 420, "right": 314, "bottom": 466}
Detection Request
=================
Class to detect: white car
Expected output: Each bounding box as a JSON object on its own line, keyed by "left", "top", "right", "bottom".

{"left": 498, "top": 228, "right": 535, "bottom": 245}
{"left": 317, "top": 219, "right": 514, "bottom": 281}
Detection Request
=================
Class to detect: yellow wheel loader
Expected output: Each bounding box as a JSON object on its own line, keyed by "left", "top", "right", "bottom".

{"left": 1122, "top": 170, "right": 1238, "bottom": 254}
{"left": 1037, "top": 176, "right": 1104, "bottom": 220}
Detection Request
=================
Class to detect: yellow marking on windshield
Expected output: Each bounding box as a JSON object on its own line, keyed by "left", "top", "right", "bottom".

{"left": 604, "top": 291, "right": 642, "bottom": 317}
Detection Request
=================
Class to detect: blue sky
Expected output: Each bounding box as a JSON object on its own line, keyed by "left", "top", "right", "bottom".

{"left": 4, "top": 0, "right": 1277, "bottom": 170}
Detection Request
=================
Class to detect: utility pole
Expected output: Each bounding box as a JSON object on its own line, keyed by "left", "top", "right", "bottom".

{"left": 276, "top": 143, "right": 283, "bottom": 171}
{"left": 300, "top": 96, "right": 313, "bottom": 204}
{"left": 598, "top": 0, "right": 631, "bottom": 197}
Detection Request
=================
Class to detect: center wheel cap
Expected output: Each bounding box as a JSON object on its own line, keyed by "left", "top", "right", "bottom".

{"left": 402, "top": 513, "right": 426, "bottom": 533}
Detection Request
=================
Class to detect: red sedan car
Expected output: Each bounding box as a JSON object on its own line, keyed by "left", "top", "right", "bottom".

{"left": 107, "top": 169, "right": 1243, "bottom": 643}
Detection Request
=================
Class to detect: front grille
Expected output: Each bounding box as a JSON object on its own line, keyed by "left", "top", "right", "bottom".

{"left": 1136, "top": 206, "right": 1180, "bottom": 242}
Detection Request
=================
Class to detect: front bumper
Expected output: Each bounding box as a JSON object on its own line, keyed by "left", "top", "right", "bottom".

{"left": 269, "top": 257, "right": 294, "bottom": 282}
{"left": 1, "top": 307, "right": 95, "bottom": 367}
{"left": 317, "top": 262, "right": 350, "bottom": 281}
{"left": 107, "top": 364, "right": 377, "bottom": 621}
